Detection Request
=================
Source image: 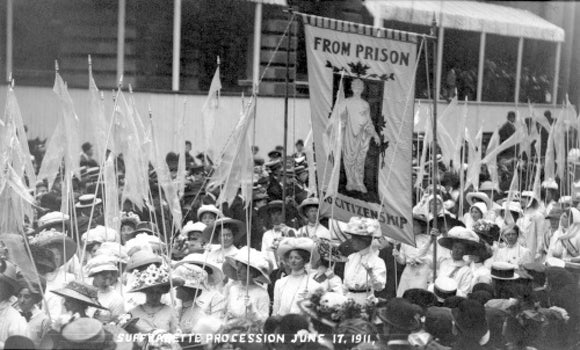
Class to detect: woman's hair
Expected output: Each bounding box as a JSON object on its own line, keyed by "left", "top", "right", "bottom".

{"left": 276, "top": 314, "right": 310, "bottom": 334}
{"left": 500, "top": 224, "right": 520, "bottom": 238}
{"left": 285, "top": 249, "right": 311, "bottom": 263}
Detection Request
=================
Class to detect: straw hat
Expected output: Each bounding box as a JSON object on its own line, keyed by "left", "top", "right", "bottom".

{"left": 85, "top": 255, "right": 119, "bottom": 277}
{"left": 173, "top": 263, "right": 209, "bottom": 291}
{"left": 125, "top": 233, "right": 165, "bottom": 257}
{"left": 466, "top": 192, "right": 492, "bottom": 209}
{"left": 276, "top": 237, "right": 315, "bottom": 259}
{"left": 437, "top": 226, "right": 482, "bottom": 254}
{"left": 298, "top": 197, "right": 319, "bottom": 218}
{"left": 126, "top": 250, "right": 162, "bottom": 272}
{"left": 223, "top": 247, "right": 271, "bottom": 284}
{"left": 37, "top": 212, "right": 70, "bottom": 231}
{"left": 30, "top": 229, "right": 77, "bottom": 266}
{"left": 541, "top": 179, "right": 558, "bottom": 190}
{"left": 128, "top": 263, "right": 183, "bottom": 293}
{"left": 81, "top": 225, "right": 118, "bottom": 245}
{"left": 343, "top": 217, "right": 381, "bottom": 238}
{"left": 490, "top": 262, "right": 519, "bottom": 280}
{"left": 175, "top": 253, "right": 224, "bottom": 285}
{"left": 75, "top": 194, "right": 102, "bottom": 209}
{"left": 201, "top": 218, "right": 245, "bottom": 245}
{"left": 197, "top": 205, "right": 222, "bottom": 220}
{"left": 52, "top": 281, "right": 107, "bottom": 309}
{"left": 428, "top": 277, "right": 458, "bottom": 303}
{"left": 182, "top": 221, "right": 207, "bottom": 236}
{"left": 521, "top": 190, "right": 539, "bottom": 208}
{"left": 501, "top": 201, "right": 523, "bottom": 215}
{"left": 94, "top": 242, "right": 129, "bottom": 265}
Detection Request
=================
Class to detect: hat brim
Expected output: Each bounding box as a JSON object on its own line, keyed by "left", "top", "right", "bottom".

{"left": 490, "top": 272, "right": 520, "bottom": 280}
{"left": 34, "top": 236, "right": 77, "bottom": 266}
{"left": 438, "top": 237, "right": 482, "bottom": 254}
{"left": 201, "top": 219, "right": 245, "bottom": 245}
{"left": 75, "top": 199, "right": 103, "bottom": 209}
{"left": 257, "top": 202, "right": 284, "bottom": 217}
{"left": 127, "top": 256, "right": 162, "bottom": 272}
{"left": 128, "top": 278, "right": 184, "bottom": 293}
{"left": 377, "top": 309, "right": 421, "bottom": 331}
{"left": 51, "top": 288, "right": 107, "bottom": 310}
{"left": 223, "top": 257, "right": 271, "bottom": 284}
{"left": 297, "top": 299, "right": 338, "bottom": 328}
{"left": 175, "top": 258, "right": 224, "bottom": 286}
{"left": 466, "top": 193, "right": 492, "bottom": 209}
{"left": 298, "top": 202, "right": 319, "bottom": 218}
{"left": 428, "top": 215, "right": 465, "bottom": 231}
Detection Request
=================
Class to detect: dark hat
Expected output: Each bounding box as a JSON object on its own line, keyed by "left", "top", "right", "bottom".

{"left": 268, "top": 150, "right": 282, "bottom": 159}
{"left": 402, "top": 288, "right": 436, "bottom": 310}
{"left": 472, "top": 283, "right": 494, "bottom": 296}
{"left": 264, "top": 159, "right": 282, "bottom": 170}
{"left": 254, "top": 157, "right": 265, "bottom": 166}
{"left": 472, "top": 242, "right": 493, "bottom": 261}
{"left": 294, "top": 165, "right": 307, "bottom": 175}
{"left": 522, "top": 263, "right": 546, "bottom": 285}
{"left": 133, "top": 221, "right": 159, "bottom": 236}
{"left": 313, "top": 238, "right": 348, "bottom": 263}
{"left": 472, "top": 220, "right": 500, "bottom": 245}
{"left": 377, "top": 298, "right": 422, "bottom": 331}
{"left": 429, "top": 214, "right": 465, "bottom": 232}
{"left": 425, "top": 306, "right": 454, "bottom": 345}
{"left": 4, "top": 335, "right": 35, "bottom": 350}
{"left": 468, "top": 290, "right": 493, "bottom": 305}
{"left": 258, "top": 200, "right": 284, "bottom": 217}
{"left": 491, "top": 262, "right": 519, "bottom": 280}
{"left": 0, "top": 261, "right": 23, "bottom": 295}
{"left": 52, "top": 281, "right": 106, "bottom": 310}
{"left": 451, "top": 300, "right": 489, "bottom": 340}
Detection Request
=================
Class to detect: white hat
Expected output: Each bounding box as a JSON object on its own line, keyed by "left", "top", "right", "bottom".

{"left": 38, "top": 212, "right": 70, "bottom": 228}
{"left": 197, "top": 205, "right": 222, "bottom": 219}
{"left": 479, "top": 181, "right": 501, "bottom": 193}
{"left": 276, "top": 237, "right": 316, "bottom": 259}
{"left": 85, "top": 254, "right": 119, "bottom": 277}
{"left": 466, "top": 192, "right": 492, "bottom": 210}
{"left": 173, "top": 263, "right": 209, "bottom": 291}
{"left": 490, "top": 262, "right": 519, "bottom": 280}
{"left": 469, "top": 202, "right": 488, "bottom": 217}
{"left": 181, "top": 221, "right": 207, "bottom": 236}
{"left": 431, "top": 276, "right": 458, "bottom": 303}
{"left": 438, "top": 226, "right": 482, "bottom": 254}
{"left": 501, "top": 201, "right": 523, "bottom": 214}
{"left": 521, "top": 191, "right": 539, "bottom": 208}
{"left": 75, "top": 194, "right": 102, "bottom": 208}
{"left": 223, "top": 247, "right": 271, "bottom": 284}
{"left": 81, "top": 225, "right": 118, "bottom": 244}
{"left": 343, "top": 217, "right": 382, "bottom": 238}
{"left": 541, "top": 179, "right": 558, "bottom": 190}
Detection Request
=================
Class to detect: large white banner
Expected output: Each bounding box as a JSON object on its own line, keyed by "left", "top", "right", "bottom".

{"left": 303, "top": 15, "right": 417, "bottom": 245}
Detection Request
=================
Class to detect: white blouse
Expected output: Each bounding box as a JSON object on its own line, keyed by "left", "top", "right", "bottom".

{"left": 223, "top": 281, "right": 270, "bottom": 321}
{"left": 273, "top": 270, "right": 322, "bottom": 316}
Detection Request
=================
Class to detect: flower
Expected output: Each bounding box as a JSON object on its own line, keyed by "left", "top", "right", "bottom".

{"left": 296, "top": 329, "right": 310, "bottom": 337}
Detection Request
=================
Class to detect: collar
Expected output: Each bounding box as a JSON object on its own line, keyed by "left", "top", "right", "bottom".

{"left": 182, "top": 300, "right": 194, "bottom": 308}
{"left": 451, "top": 259, "right": 467, "bottom": 267}
{"left": 307, "top": 222, "right": 318, "bottom": 228}
{"left": 357, "top": 246, "right": 372, "bottom": 256}
{"left": 290, "top": 269, "right": 307, "bottom": 277}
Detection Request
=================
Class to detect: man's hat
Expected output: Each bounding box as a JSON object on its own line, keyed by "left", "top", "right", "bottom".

{"left": 268, "top": 150, "right": 282, "bottom": 159}
{"left": 490, "top": 262, "right": 519, "bottom": 280}
{"left": 437, "top": 227, "right": 482, "bottom": 254}
{"left": 451, "top": 300, "right": 489, "bottom": 341}
{"left": 377, "top": 298, "right": 422, "bottom": 331}
{"left": 75, "top": 194, "right": 102, "bottom": 209}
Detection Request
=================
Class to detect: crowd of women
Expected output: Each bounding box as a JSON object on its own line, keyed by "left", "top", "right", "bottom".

{"left": 0, "top": 141, "right": 579, "bottom": 350}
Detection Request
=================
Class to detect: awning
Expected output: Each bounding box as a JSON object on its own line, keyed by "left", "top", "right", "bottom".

{"left": 240, "top": 0, "right": 287, "bottom": 5}
{"left": 364, "top": 0, "right": 565, "bottom": 42}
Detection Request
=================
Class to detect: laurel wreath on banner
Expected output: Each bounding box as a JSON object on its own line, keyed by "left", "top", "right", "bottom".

{"left": 325, "top": 61, "right": 396, "bottom": 82}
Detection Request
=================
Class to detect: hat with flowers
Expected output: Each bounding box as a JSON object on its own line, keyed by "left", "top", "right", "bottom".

{"left": 128, "top": 263, "right": 183, "bottom": 293}
{"left": 343, "top": 217, "right": 382, "bottom": 238}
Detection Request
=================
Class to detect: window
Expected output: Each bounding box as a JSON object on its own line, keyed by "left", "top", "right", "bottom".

{"left": 482, "top": 34, "right": 518, "bottom": 102}
{"left": 441, "top": 29, "right": 479, "bottom": 102}
{"left": 519, "top": 39, "right": 555, "bottom": 104}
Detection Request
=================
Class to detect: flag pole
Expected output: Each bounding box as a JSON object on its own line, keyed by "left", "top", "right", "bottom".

{"left": 281, "top": 8, "right": 294, "bottom": 223}
{"left": 430, "top": 15, "right": 439, "bottom": 282}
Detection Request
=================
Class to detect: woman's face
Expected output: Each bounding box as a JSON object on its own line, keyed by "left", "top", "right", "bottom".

{"left": 287, "top": 250, "right": 306, "bottom": 272}
{"left": 92, "top": 271, "right": 115, "bottom": 290}
{"left": 219, "top": 228, "right": 235, "bottom": 249}
{"left": 236, "top": 262, "right": 250, "bottom": 284}
{"left": 200, "top": 212, "right": 217, "bottom": 226}
{"left": 63, "top": 297, "right": 85, "bottom": 314}
{"left": 451, "top": 242, "right": 467, "bottom": 261}
{"left": 145, "top": 286, "right": 165, "bottom": 305}
{"left": 187, "top": 231, "right": 204, "bottom": 250}
{"left": 305, "top": 206, "right": 318, "bottom": 223}
{"left": 18, "top": 288, "right": 36, "bottom": 312}
{"left": 470, "top": 207, "right": 482, "bottom": 221}
{"left": 504, "top": 229, "right": 518, "bottom": 246}
{"left": 560, "top": 212, "right": 570, "bottom": 229}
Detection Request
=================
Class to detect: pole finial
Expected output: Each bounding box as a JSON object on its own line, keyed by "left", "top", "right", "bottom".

{"left": 10, "top": 78, "right": 15, "bottom": 89}
{"left": 88, "top": 55, "right": 92, "bottom": 66}
{"left": 118, "top": 74, "right": 124, "bottom": 88}
{"left": 217, "top": 56, "right": 220, "bottom": 66}
{"left": 55, "top": 60, "right": 60, "bottom": 73}
{"left": 128, "top": 84, "right": 133, "bottom": 94}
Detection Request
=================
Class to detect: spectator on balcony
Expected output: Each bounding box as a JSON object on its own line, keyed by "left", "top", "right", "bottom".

{"left": 498, "top": 111, "right": 517, "bottom": 160}
{"left": 80, "top": 142, "right": 98, "bottom": 168}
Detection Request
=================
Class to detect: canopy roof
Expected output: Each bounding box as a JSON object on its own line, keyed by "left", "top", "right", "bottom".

{"left": 364, "top": 0, "right": 564, "bottom": 42}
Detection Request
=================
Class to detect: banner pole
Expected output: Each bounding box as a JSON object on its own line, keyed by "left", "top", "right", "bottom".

{"left": 281, "top": 8, "right": 294, "bottom": 223}
{"left": 430, "top": 15, "right": 439, "bottom": 282}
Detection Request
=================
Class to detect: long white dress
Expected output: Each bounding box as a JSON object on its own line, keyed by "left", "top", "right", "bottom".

{"left": 396, "top": 234, "right": 433, "bottom": 296}
{"left": 273, "top": 270, "right": 322, "bottom": 316}
{"left": 340, "top": 95, "right": 376, "bottom": 193}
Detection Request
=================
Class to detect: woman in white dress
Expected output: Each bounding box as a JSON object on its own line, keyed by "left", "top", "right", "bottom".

{"left": 296, "top": 198, "right": 330, "bottom": 240}
{"left": 222, "top": 247, "right": 271, "bottom": 321}
{"left": 394, "top": 215, "right": 434, "bottom": 296}
{"left": 493, "top": 224, "right": 532, "bottom": 267}
{"left": 273, "top": 238, "right": 322, "bottom": 316}
{"left": 201, "top": 218, "right": 243, "bottom": 267}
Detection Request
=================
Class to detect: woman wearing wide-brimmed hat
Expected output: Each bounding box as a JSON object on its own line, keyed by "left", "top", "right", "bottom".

{"left": 260, "top": 200, "right": 298, "bottom": 269}
{"left": 197, "top": 204, "right": 222, "bottom": 226}
{"left": 85, "top": 255, "right": 125, "bottom": 323}
{"left": 222, "top": 247, "right": 271, "bottom": 321}
{"left": 272, "top": 237, "right": 322, "bottom": 316}
{"left": 128, "top": 263, "right": 183, "bottom": 333}
{"left": 492, "top": 224, "right": 532, "bottom": 267}
{"left": 174, "top": 253, "right": 226, "bottom": 317}
{"left": 436, "top": 226, "right": 483, "bottom": 295}
{"left": 310, "top": 238, "right": 345, "bottom": 295}
{"left": 52, "top": 281, "right": 108, "bottom": 318}
{"left": 296, "top": 197, "right": 330, "bottom": 240}
{"left": 342, "top": 217, "right": 386, "bottom": 305}
{"left": 173, "top": 263, "right": 209, "bottom": 333}
{"left": 30, "top": 229, "right": 79, "bottom": 319}
{"left": 202, "top": 217, "right": 244, "bottom": 266}
{"left": 394, "top": 214, "right": 434, "bottom": 296}
{"left": 17, "top": 277, "right": 49, "bottom": 347}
